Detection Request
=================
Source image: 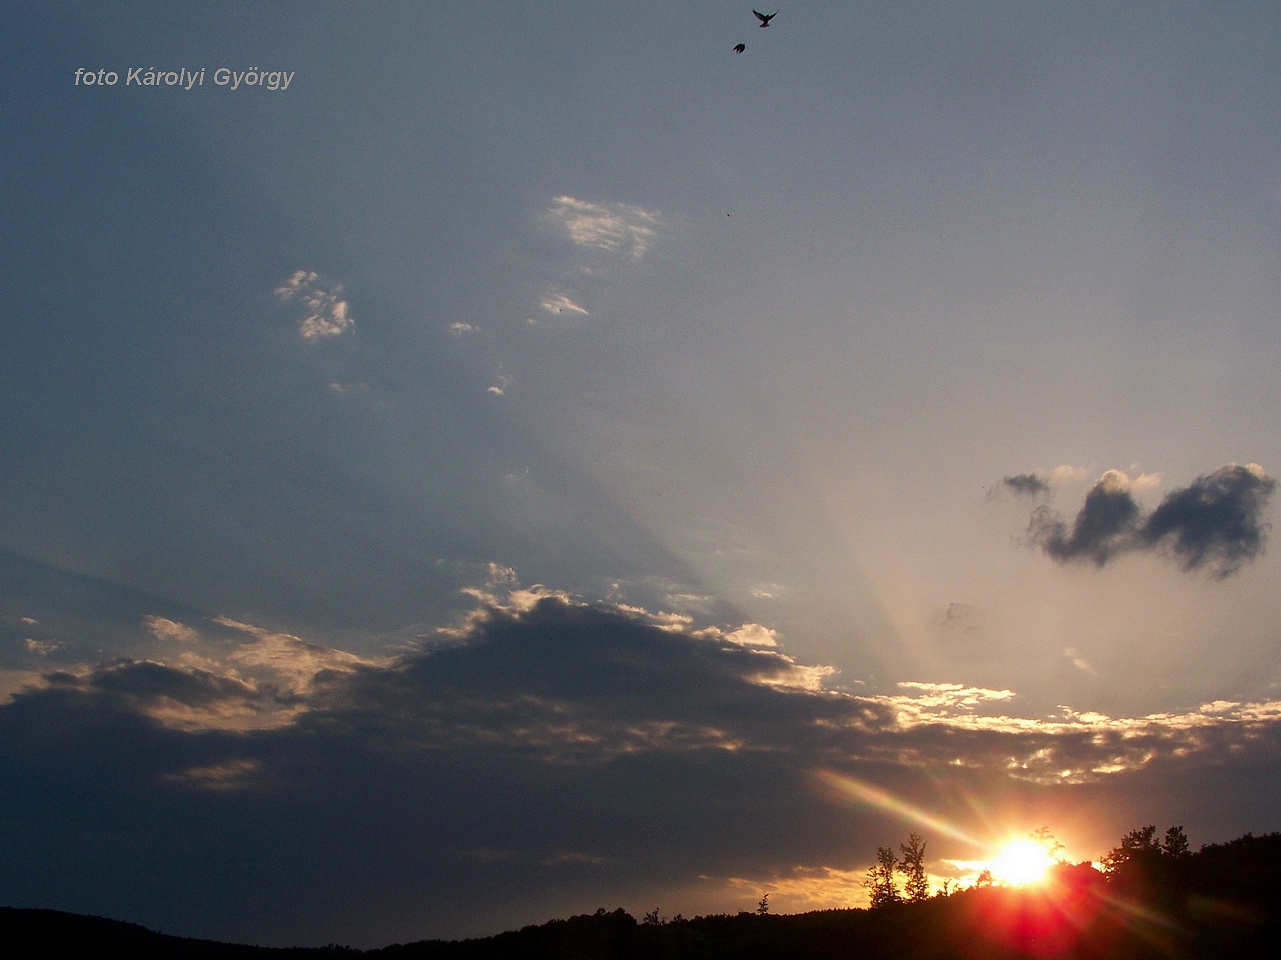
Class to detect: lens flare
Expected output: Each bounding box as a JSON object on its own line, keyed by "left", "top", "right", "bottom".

{"left": 990, "top": 838, "right": 1056, "bottom": 886}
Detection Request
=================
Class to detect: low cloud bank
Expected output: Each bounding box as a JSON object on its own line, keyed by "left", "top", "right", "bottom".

{"left": 4, "top": 586, "right": 1281, "bottom": 944}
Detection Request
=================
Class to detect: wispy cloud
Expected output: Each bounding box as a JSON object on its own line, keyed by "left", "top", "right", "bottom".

{"left": 546, "top": 196, "right": 660, "bottom": 259}
{"left": 162, "top": 758, "right": 262, "bottom": 792}
{"left": 327, "top": 381, "right": 369, "bottom": 396}
{"left": 275, "top": 269, "right": 354, "bottom": 340}
{"left": 540, "top": 291, "right": 589, "bottom": 316}
{"left": 144, "top": 615, "right": 200, "bottom": 644}
{"left": 1064, "top": 647, "right": 1096, "bottom": 674}
{"left": 1021, "top": 463, "right": 1275, "bottom": 577}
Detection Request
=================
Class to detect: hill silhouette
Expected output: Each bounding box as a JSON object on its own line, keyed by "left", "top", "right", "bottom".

{"left": 5, "top": 831, "right": 1280, "bottom": 959}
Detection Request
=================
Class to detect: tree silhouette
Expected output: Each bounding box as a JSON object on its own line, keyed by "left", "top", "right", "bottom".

{"left": 898, "top": 833, "right": 930, "bottom": 902}
{"left": 1030, "top": 826, "right": 1065, "bottom": 861}
{"left": 866, "top": 846, "right": 901, "bottom": 907}
{"left": 1101, "top": 824, "right": 1160, "bottom": 873}
{"left": 1163, "top": 825, "right": 1191, "bottom": 860}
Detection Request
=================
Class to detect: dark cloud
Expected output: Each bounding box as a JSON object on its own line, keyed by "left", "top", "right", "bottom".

{"left": 4, "top": 593, "right": 1281, "bottom": 946}
{"left": 1137, "top": 464, "right": 1276, "bottom": 577}
{"left": 1027, "top": 470, "right": 1140, "bottom": 565}
{"left": 1000, "top": 473, "right": 1051, "bottom": 498}
{"left": 1023, "top": 464, "right": 1274, "bottom": 577}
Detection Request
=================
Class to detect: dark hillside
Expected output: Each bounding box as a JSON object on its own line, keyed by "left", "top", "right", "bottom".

{"left": 4, "top": 833, "right": 1280, "bottom": 959}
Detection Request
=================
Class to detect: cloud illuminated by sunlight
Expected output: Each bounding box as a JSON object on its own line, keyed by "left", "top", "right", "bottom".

{"left": 727, "top": 865, "right": 869, "bottom": 912}
{"left": 546, "top": 196, "right": 659, "bottom": 258}
{"left": 275, "top": 269, "right": 354, "bottom": 340}
{"left": 540, "top": 291, "right": 588, "bottom": 315}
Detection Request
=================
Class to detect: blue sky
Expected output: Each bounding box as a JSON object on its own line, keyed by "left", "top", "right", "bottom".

{"left": 4, "top": 1, "right": 1281, "bottom": 947}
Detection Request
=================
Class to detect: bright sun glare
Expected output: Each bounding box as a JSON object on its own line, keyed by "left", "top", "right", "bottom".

{"left": 988, "top": 838, "right": 1056, "bottom": 887}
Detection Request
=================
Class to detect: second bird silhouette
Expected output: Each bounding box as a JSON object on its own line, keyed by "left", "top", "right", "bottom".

{"left": 754, "top": 9, "right": 778, "bottom": 28}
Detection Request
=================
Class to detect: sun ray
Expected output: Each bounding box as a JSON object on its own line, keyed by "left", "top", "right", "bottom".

{"left": 815, "top": 770, "right": 983, "bottom": 847}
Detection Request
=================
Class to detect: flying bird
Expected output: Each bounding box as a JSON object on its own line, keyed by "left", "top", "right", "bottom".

{"left": 733, "top": 43, "right": 746, "bottom": 53}
{"left": 754, "top": 9, "right": 777, "bottom": 27}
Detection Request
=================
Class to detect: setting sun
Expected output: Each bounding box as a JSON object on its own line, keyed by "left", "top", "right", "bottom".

{"left": 989, "top": 838, "right": 1057, "bottom": 887}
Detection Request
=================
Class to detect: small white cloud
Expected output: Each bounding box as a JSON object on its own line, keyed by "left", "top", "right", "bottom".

{"left": 540, "top": 292, "right": 589, "bottom": 316}
{"left": 327, "top": 381, "right": 368, "bottom": 396}
{"left": 276, "top": 269, "right": 354, "bottom": 340}
{"left": 546, "top": 195, "right": 660, "bottom": 258}
{"left": 24, "top": 638, "right": 62, "bottom": 655}
{"left": 144, "top": 615, "right": 200, "bottom": 644}
{"left": 487, "top": 385, "right": 505, "bottom": 396}
{"left": 20, "top": 617, "right": 38, "bottom": 626}
{"left": 1063, "top": 646, "right": 1097, "bottom": 674}
{"left": 448, "top": 322, "right": 477, "bottom": 336}
{"left": 1049, "top": 465, "right": 1088, "bottom": 485}
{"left": 486, "top": 563, "right": 519, "bottom": 586}
{"left": 724, "top": 623, "right": 779, "bottom": 648}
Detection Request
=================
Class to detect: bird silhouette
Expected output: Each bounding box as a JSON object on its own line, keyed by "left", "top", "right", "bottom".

{"left": 733, "top": 43, "right": 746, "bottom": 53}
{"left": 754, "top": 9, "right": 777, "bottom": 27}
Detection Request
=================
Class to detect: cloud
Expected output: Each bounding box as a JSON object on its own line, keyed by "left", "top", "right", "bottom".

{"left": 1064, "top": 647, "right": 1096, "bottom": 675}
{"left": 14, "top": 594, "right": 1281, "bottom": 782}
{"left": 448, "top": 322, "right": 477, "bottom": 336}
{"left": 723, "top": 623, "right": 779, "bottom": 648}
{"left": 1022, "top": 464, "right": 1274, "bottom": 577}
{"left": 1000, "top": 473, "right": 1051, "bottom": 498}
{"left": 6, "top": 589, "right": 1281, "bottom": 944}
{"left": 212, "top": 616, "right": 373, "bottom": 697}
{"left": 275, "top": 269, "right": 354, "bottom": 340}
{"left": 541, "top": 291, "right": 589, "bottom": 316}
{"left": 1130, "top": 471, "right": 1162, "bottom": 493}
{"left": 161, "top": 758, "right": 262, "bottom": 792}
{"left": 546, "top": 196, "right": 660, "bottom": 259}
{"left": 54, "top": 658, "right": 303, "bottom": 732}
{"left": 1137, "top": 463, "right": 1275, "bottom": 576}
{"left": 1027, "top": 469, "right": 1140, "bottom": 565}
{"left": 144, "top": 615, "right": 200, "bottom": 644}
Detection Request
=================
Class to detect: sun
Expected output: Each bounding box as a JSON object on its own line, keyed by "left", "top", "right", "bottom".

{"left": 988, "top": 838, "right": 1056, "bottom": 887}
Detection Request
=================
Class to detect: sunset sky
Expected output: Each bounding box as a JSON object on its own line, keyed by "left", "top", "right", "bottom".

{"left": 4, "top": 1, "right": 1281, "bottom": 948}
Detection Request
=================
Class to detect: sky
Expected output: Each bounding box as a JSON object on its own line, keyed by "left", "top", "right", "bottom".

{"left": 3, "top": 0, "right": 1281, "bottom": 948}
